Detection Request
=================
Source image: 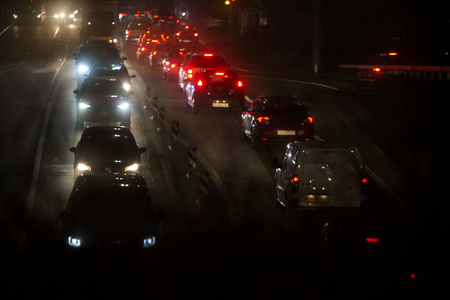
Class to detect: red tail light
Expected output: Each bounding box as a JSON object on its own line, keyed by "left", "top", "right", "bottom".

{"left": 152, "top": 51, "right": 157, "bottom": 56}
{"left": 170, "top": 63, "right": 177, "bottom": 69}
{"left": 257, "top": 116, "right": 270, "bottom": 123}
{"left": 197, "top": 80, "right": 203, "bottom": 86}
{"left": 292, "top": 175, "right": 300, "bottom": 193}
{"left": 204, "top": 53, "right": 213, "bottom": 57}
{"left": 140, "top": 47, "right": 146, "bottom": 52}
{"left": 215, "top": 72, "right": 224, "bottom": 76}
{"left": 362, "top": 177, "right": 368, "bottom": 183}
{"left": 366, "top": 237, "right": 380, "bottom": 243}
{"left": 237, "top": 80, "right": 243, "bottom": 87}
{"left": 194, "top": 33, "right": 199, "bottom": 37}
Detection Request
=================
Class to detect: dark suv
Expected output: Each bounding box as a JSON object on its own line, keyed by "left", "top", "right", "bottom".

{"left": 241, "top": 96, "right": 314, "bottom": 148}
{"left": 178, "top": 51, "right": 228, "bottom": 93}
{"left": 185, "top": 69, "right": 245, "bottom": 113}
{"left": 59, "top": 174, "right": 156, "bottom": 250}
{"left": 69, "top": 126, "right": 146, "bottom": 179}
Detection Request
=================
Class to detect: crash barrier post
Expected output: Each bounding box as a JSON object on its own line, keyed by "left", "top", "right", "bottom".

{"left": 188, "top": 145, "right": 197, "bottom": 171}
{"left": 145, "top": 86, "right": 151, "bottom": 107}
{"left": 152, "top": 96, "right": 158, "bottom": 116}
{"left": 156, "top": 106, "right": 165, "bottom": 131}
{"left": 199, "top": 170, "right": 209, "bottom": 196}
{"left": 170, "top": 120, "right": 179, "bottom": 144}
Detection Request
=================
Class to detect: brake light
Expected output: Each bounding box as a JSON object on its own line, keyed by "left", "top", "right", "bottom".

{"left": 187, "top": 69, "right": 193, "bottom": 74}
{"left": 257, "top": 116, "right": 270, "bottom": 123}
{"left": 153, "top": 51, "right": 157, "bottom": 56}
{"left": 373, "top": 67, "right": 381, "bottom": 73}
{"left": 140, "top": 47, "right": 146, "bottom": 52}
{"left": 215, "top": 72, "right": 224, "bottom": 76}
{"left": 292, "top": 175, "right": 300, "bottom": 193}
{"left": 151, "top": 39, "right": 159, "bottom": 43}
{"left": 197, "top": 80, "right": 203, "bottom": 86}
{"left": 170, "top": 63, "right": 177, "bottom": 69}
{"left": 237, "top": 80, "right": 243, "bottom": 87}
{"left": 366, "top": 237, "right": 380, "bottom": 243}
{"left": 388, "top": 52, "right": 398, "bottom": 56}
{"left": 194, "top": 33, "right": 199, "bottom": 37}
{"left": 204, "top": 53, "right": 213, "bottom": 57}
{"left": 362, "top": 177, "right": 368, "bottom": 183}
{"left": 306, "top": 116, "right": 313, "bottom": 123}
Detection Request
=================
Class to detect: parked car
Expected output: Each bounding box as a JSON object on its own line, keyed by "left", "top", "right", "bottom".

{"left": 69, "top": 126, "right": 146, "bottom": 179}
{"left": 271, "top": 140, "right": 368, "bottom": 220}
{"left": 59, "top": 174, "right": 156, "bottom": 250}
{"left": 185, "top": 69, "right": 245, "bottom": 113}
{"left": 241, "top": 96, "right": 314, "bottom": 148}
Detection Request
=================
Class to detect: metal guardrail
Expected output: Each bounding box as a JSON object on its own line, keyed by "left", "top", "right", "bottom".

{"left": 338, "top": 64, "right": 450, "bottom": 94}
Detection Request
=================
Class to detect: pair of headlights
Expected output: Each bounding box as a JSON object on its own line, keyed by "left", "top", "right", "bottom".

{"left": 77, "top": 163, "right": 139, "bottom": 172}
{"left": 68, "top": 236, "right": 156, "bottom": 248}
{"left": 78, "top": 102, "right": 130, "bottom": 110}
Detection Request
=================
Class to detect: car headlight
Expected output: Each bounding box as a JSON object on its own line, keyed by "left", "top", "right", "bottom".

{"left": 125, "top": 163, "right": 139, "bottom": 172}
{"left": 143, "top": 237, "right": 156, "bottom": 248}
{"left": 76, "top": 163, "right": 91, "bottom": 172}
{"left": 117, "top": 102, "right": 130, "bottom": 110}
{"left": 68, "top": 236, "right": 81, "bottom": 247}
{"left": 122, "top": 83, "right": 130, "bottom": 91}
{"left": 79, "top": 102, "right": 90, "bottom": 109}
{"left": 78, "top": 64, "right": 89, "bottom": 73}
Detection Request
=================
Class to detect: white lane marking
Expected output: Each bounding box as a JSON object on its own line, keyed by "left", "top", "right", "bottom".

{"left": 241, "top": 74, "right": 339, "bottom": 91}
{"left": 0, "top": 23, "right": 14, "bottom": 36}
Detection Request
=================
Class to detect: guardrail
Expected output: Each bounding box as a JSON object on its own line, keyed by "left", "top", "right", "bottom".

{"left": 338, "top": 64, "right": 450, "bottom": 94}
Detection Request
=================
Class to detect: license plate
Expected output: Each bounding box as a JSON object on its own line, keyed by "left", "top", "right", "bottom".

{"left": 212, "top": 103, "right": 229, "bottom": 108}
{"left": 305, "top": 195, "right": 330, "bottom": 203}
{"left": 277, "top": 130, "right": 295, "bottom": 135}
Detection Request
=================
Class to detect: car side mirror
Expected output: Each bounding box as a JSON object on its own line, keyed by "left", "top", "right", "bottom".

{"left": 73, "top": 90, "right": 79, "bottom": 95}
{"left": 130, "top": 75, "right": 136, "bottom": 78}
{"left": 121, "top": 57, "right": 127, "bottom": 61}
{"left": 271, "top": 160, "right": 281, "bottom": 169}
{"left": 59, "top": 211, "right": 68, "bottom": 220}
{"left": 140, "top": 147, "right": 147, "bottom": 154}
{"left": 69, "top": 147, "right": 76, "bottom": 152}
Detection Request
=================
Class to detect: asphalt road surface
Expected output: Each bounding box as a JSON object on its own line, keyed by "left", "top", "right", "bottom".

{"left": 0, "top": 19, "right": 443, "bottom": 299}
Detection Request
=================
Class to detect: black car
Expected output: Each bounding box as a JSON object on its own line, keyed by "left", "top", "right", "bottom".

{"left": 73, "top": 76, "right": 132, "bottom": 128}
{"left": 241, "top": 96, "right": 314, "bottom": 148}
{"left": 59, "top": 174, "right": 156, "bottom": 250}
{"left": 70, "top": 126, "right": 146, "bottom": 178}
{"left": 185, "top": 69, "right": 245, "bottom": 113}
{"left": 85, "top": 64, "right": 136, "bottom": 92}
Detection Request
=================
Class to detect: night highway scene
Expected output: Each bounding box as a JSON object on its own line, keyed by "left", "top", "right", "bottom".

{"left": 0, "top": 0, "right": 447, "bottom": 298}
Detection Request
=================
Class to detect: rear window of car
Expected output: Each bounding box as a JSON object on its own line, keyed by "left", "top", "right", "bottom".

{"left": 189, "top": 55, "right": 227, "bottom": 68}
{"left": 81, "top": 79, "right": 126, "bottom": 95}
{"left": 79, "top": 131, "right": 136, "bottom": 151}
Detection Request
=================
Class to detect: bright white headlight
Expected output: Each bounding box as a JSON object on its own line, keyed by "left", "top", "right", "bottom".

{"left": 79, "top": 102, "right": 90, "bottom": 109}
{"left": 143, "top": 237, "right": 156, "bottom": 247}
{"left": 125, "top": 163, "right": 139, "bottom": 172}
{"left": 77, "top": 163, "right": 91, "bottom": 171}
{"left": 78, "top": 64, "right": 89, "bottom": 73}
{"left": 68, "top": 236, "right": 81, "bottom": 247}
{"left": 117, "top": 102, "right": 130, "bottom": 110}
{"left": 122, "top": 83, "right": 130, "bottom": 91}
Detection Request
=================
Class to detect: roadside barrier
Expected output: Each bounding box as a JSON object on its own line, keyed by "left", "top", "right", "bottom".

{"left": 170, "top": 120, "right": 179, "bottom": 143}
{"left": 156, "top": 106, "right": 165, "bottom": 132}
{"left": 199, "top": 170, "right": 209, "bottom": 196}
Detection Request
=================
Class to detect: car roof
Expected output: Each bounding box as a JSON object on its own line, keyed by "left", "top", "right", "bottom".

{"left": 258, "top": 96, "right": 303, "bottom": 106}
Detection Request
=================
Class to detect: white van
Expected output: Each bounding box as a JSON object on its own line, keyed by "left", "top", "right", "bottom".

{"left": 272, "top": 140, "right": 368, "bottom": 219}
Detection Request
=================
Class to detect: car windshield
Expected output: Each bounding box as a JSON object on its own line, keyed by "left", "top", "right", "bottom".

{"left": 78, "top": 131, "right": 137, "bottom": 152}
{"left": 266, "top": 104, "right": 306, "bottom": 116}
{"left": 73, "top": 187, "right": 149, "bottom": 220}
{"left": 81, "top": 79, "right": 125, "bottom": 94}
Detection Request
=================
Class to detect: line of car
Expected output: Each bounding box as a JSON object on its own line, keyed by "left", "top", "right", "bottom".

{"left": 61, "top": 32, "right": 156, "bottom": 251}
{"left": 139, "top": 22, "right": 368, "bottom": 220}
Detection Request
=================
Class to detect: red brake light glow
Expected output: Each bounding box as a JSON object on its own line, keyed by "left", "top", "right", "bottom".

{"left": 388, "top": 52, "right": 398, "bottom": 56}
{"left": 366, "top": 237, "right": 380, "bottom": 243}
{"left": 237, "top": 80, "right": 243, "bottom": 87}
{"left": 373, "top": 67, "right": 381, "bottom": 72}
{"left": 362, "top": 177, "right": 368, "bottom": 183}
{"left": 197, "top": 80, "right": 203, "bottom": 86}
{"left": 204, "top": 53, "right": 213, "bottom": 57}
{"left": 215, "top": 72, "right": 224, "bottom": 76}
{"left": 257, "top": 116, "right": 270, "bottom": 123}
{"left": 140, "top": 47, "right": 146, "bottom": 51}
{"left": 307, "top": 116, "right": 313, "bottom": 123}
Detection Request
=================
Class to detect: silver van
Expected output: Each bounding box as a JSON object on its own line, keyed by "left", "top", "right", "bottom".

{"left": 272, "top": 140, "right": 368, "bottom": 219}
